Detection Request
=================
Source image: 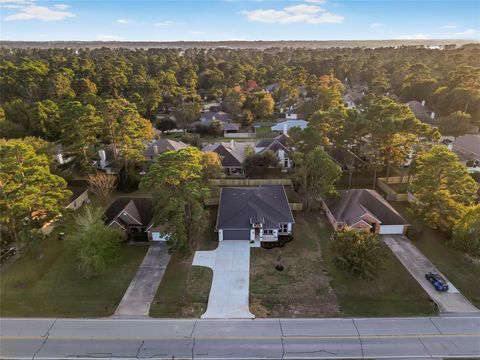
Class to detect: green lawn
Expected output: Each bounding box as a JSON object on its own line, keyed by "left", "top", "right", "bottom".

{"left": 310, "top": 213, "right": 435, "bottom": 317}
{"left": 392, "top": 202, "right": 480, "bottom": 308}
{"left": 254, "top": 126, "right": 273, "bottom": 138}
{"left": 0, "top": 234, "right": 147, "bottom": 317}
{"left": 149, "top": 208, "right": 217, "bottom": 318}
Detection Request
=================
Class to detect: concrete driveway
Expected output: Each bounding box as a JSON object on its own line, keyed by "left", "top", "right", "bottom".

{"left": 193, "top": 240, "right": 254, "bottom": 319}
{"left": 383, "top": 235, "right": 479, "bottom": 313}
{"left": 114, "top": 243, "right": 171, "bottom": 317}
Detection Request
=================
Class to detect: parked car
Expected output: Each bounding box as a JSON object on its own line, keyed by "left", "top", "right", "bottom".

{"left": 0, "top": 247, "right": 17, "bottom": 264}
{"left": 425, "top": 272, "right": 449, "bottom": 292}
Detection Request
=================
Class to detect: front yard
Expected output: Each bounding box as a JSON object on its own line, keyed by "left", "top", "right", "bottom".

{"left": 0, "top": 232, "right": 147, "bottom": 317}
{"left": 250, "top": 212, "right": 436, "bottom": 317}
{"left": 392, "top": 202, "right": 480, "bottom": 308}
{"left": 149, "top": 208, "right": 217, "bottom": 318}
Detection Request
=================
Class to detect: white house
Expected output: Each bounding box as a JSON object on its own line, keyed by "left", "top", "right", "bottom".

{"left": 271, "top": 120, "right": 308, "bottom": 133}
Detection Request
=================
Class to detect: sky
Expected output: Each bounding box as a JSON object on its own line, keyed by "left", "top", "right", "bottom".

{"left": 0, "top": 0, "right": 479, "bottom": 42}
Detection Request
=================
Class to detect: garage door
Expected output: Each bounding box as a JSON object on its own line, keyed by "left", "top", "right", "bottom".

{"left": 379, "top": 225, "right": 405, "bottom": 235}
{"left": 223, "top": 230, "right": 251, "bottom": 240}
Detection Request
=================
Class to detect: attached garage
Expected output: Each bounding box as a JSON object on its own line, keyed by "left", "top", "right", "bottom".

{"left": 379, "top": 225, "right": 407, "bottom": 235}
{"left": 223, "top": 230, "right": 251, "bottom": 241}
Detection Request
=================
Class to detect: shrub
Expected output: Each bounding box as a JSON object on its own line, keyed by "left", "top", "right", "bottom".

{"left": 331, "top": 228, "right": 386, "bottom": 280}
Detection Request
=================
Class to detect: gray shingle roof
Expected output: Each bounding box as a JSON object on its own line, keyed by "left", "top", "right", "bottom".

{"left": 324, "top": 189, "right": 408, "bottom": 226}
{"left": 145, "top": 139, "right": 188, "bottom": 158}
{"left": 200, "top": 111, "right": 231, "bottom": 124}
{"left": 452, "top": 134, "right": 480, "bottom": 161}
{"left": 216, "top": 185, "right": 294, "bottom": 230}
{"left": 202, "top": 141, "right": 254, "bottom": 167}
{"left": 105, "top": 197, "right": 153, "bottom": 227}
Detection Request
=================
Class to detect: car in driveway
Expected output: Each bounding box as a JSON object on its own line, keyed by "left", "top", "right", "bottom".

{"left": 425, "top": 272, "right": 449, "bottom": 291}
{"left": 0, "top": 247, "right": 17, "bottom": 264}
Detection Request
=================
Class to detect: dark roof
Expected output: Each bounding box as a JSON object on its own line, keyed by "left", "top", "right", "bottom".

{"left": 324, "top": 189, "right": 408, "bottom": 226}
{"left": 144, "top": 139, "right": 188, "bottom": 157}
{"left": 217, "top": 185, "right": 294, "bottom": 230}
{"left": 407, "top": 101, "right": 434, "bottom": 123}
{"left": 202, "top": 141, "right": 254, "bottom": 167}
{"left": 200, "top": 111, "right": 231, "bottom": 124}
{"left": 452, "top": 134, "right": 480, "bottom": 161}
{"left": 105, "top": 197, "right": 153, "bottom": 227}
{"left": 67, "top": 185, "right": 87, "bottom": 204}
{"left": 222, "top": 123, "right": 240, "bottom": 132}
{"left": 255, "top": 133, "right": 289, "bottom": 148}
{"left": 329, "top": 147, "right": 364, "bottom": 166}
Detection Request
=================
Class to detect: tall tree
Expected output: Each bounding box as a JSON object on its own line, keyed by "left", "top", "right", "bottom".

{"left": 0, "top": 139, "right": 71, "bottom": 249}
{"left": 87, "top": 172, "right": 117, "bottom": 205}
{"left": 410, "top": 146, "right": 478, "bottom": 231}
{"left": 291, "top": 147, "right": 342, "bottom": 211}
{"left": 173, "top": 102, "right": 201, "bottom": 134}
{"left": 450, "top": 205, "right": 480, "bottom": 257}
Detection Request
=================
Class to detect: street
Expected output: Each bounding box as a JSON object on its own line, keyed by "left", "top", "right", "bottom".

{"left": 1, "top": 316, "right": 479, "bottom": 359}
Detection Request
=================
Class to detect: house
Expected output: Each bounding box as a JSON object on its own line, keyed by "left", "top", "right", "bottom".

{"left": 94, "top": 146, "right": 119, "bottom": 175}
{"left": 321, "top": 189, "right": 409, "bottom": 235}
{"left": 66, "top": 185, "right": 89, "bottom": 210}
{"left": 202, "top": 140, "right": 254, "bottom": 176}
{"left": 271, "top": 120, "right": 308, "bottom": 133}
{"left": 450, "top": 134, "right": 480, "bottom": 171}
{"left": 198, "top": 111, "right": 240, "bottom": 134}
{"left": 144, "top": 138, "right": 188, "bottom": 161}
{"left": 329, "top": 147, "right": 364, "bottom": 172}
{"left": 215, "top": 185, "right": 295, "bottom": 247}
{"left": 254, "top": 133, "right": 293, "bottom": 169}
{"left": 105, "top": 197, "right": 168, "bottom": 242}
{"left": 408, "top": 100, "right": 435, "bottom": 124}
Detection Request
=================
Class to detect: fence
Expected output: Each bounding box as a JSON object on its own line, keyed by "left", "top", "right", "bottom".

{"left": 209, "top": 178, "right": 292, "bottom": 186}
{"left": 376, "top": 176, "right": 412, "bottom": 202}
{"left": 224, "top": 133, "right": 256, "bottom": 138}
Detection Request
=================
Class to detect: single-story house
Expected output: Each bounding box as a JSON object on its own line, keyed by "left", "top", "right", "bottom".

{"left": 321, "top": 189, "right": 409, "bottom": 235}
{"left": 144, "top": 138, "right": 188, "bottom": 161}
{"left": 450, "top": 134, "right": 480, "bottom": 171}
{"left": 271, "top": 120, "right": 308, "bottom": 134}
{"left": 202, "top": 140, "right": 254, "bottom": 176}
{"left": 254, "top": 133, "right": 293, "bottom": 169}
{"left": 66, "top": 185, "right": 89, "bottom": 210}
{"left": 408, "top": 100, "right": 435, "bottom": 124}
{"left": 216, "top": 185, "right": 295, "bottom": 247}
{"left": 197, "top": 111, "right": 239, "bottom": 134}
{"left": 105, "top": 197, "right": 168, "bottom": 242}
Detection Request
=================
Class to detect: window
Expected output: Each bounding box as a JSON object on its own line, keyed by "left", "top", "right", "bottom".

{"left": 264, "top": 229, "right": 273, "bottom": 235}
{"left": 279, "top": 223, "right": 288, "bottom": 233}
{"left": 284, "top": 158, "right": 289, "bottom": 167}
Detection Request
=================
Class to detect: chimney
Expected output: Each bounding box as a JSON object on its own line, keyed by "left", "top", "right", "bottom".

{"left": 431, "top": 112, "right": 435, "bottom": 119}
{"left": 278, "top": 149, "right": 285, "bottom": 161}
{"left": 56, "top": 153, "right": 64, "bottom": 165}
{"left": 421, "top": 100, "right": 426, "bottom": 106}
{"left": 153, "top": 144, "right": 159, "bottom": 154}
{"left": 283, "top": 122, "right": 288, "bottom": 135}
{"left": 230, "top": 139, "right": 235, "bottom": 150}
{"left": 447, "top": 144, "right": 453, "bottom": 151}
{"left": 99, "top": 149, "right": 106, "bottom": 169}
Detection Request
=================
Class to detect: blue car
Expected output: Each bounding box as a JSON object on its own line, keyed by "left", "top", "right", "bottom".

{"left": 425, "top": 272, "right": 449, "bottom": 292}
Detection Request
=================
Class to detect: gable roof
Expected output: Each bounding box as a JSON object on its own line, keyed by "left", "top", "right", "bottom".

{"left": 200, "top": 111, "right": 231, "bottom": 124}
{"left": 324, "top": 189, "right": 408, "bottom": 227}
{"left": 255, "top": 133, "right": 290, "bottom": 148}
{"left": 105, "top": 197, "right": 153, "bottom": 227}
{"left": 202, "top": 141, "right": 254, "bottom": 167}
{"left": 145, "top": 139, "right": 188, "bottom": 157}
{"left": 67, "top": 185, "right": 88, "bottom": 204}
{"left": 407, "top": 101, "right": 434, "bottom": 123}
{"left": 217, "top": 185, "right": 294, "bottom": 230}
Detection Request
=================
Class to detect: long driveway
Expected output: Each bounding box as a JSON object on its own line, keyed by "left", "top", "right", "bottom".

{"left": 383, "top": 235, "right": 479, "bottom": 313}
{"left": 193, "top": 240, "right": 254, "bottom": 319}
{"left": 114, "top": 243, "right": 171, "bottom": 317}
{"left": 1, "top": 316, "right": 479, "bottom": 359}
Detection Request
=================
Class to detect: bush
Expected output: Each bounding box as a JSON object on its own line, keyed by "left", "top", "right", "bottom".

{"left": 244, "top": 150, "right": 279, "bottom": 177}
{"left": 331, "top": 229, "right": 386, "bottom": 280}
{"left": 449, "top": 205, "right": 480, "bottom": 257}
{"left": 406, "top": 227, "right": 424, "bottom": 241}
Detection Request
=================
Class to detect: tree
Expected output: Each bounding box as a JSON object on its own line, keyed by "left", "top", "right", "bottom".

{"left": 291, "top": 147, "right": 342, "bottom": 211}
{"left": 140, "top": 147, "right": 213, "bottom": 255}
{"left": 438, "top": 111, "right": 473, "bottom": 137}
{"left": 223, "top": 87, "right": 246, "bottom": 118}
{"left": 0, "top": 139, "right": 71, "bottom": 249}
{"left": 173, "top": 102, "right": 201, "bottom": 133}
{"left": 29, "top": 100, "right": 61, "bottom": 141}
{"left": 331, "top": 229, "right": 386, "bottom": 280}
{"left": 242, "top": 109, "right": 254, "bottom": 128}
{"left": 201, "top": 151, "right": 224, "bottom": 180}
{"left": 450, "top": 205, "right": 480, "bottom": 257}
{"left": 156, "top": 117, "right": 177, "bottom": 133}
{"left": 87, "top": 172, "right": 117, "bottom": 205}
{"left": 255, "top": 92, "right": 275, "bottom": 118}
{"left": 66, "top": 206, "right": 122, "bottom": 278}
{"left": 59, "top": 101, "right": 102, "bottom": 172}
{"left": 410, "top": 146, "right": 478, "bottom": 231}
{"left": 244, "top": 150, "right": 279, "bottom": 177}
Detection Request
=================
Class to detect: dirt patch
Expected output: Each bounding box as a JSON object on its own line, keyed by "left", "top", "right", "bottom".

{"left": 250, "top": 216, "right": 340, "bottom": 318}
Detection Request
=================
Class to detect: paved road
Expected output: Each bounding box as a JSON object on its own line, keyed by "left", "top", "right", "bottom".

{"left": 193, "top": 240, "right": 254, "bottom": 319}
{"left": 1, "top": 316, "right": 479, "bottom": 359}
{"left": 383, "top": 235, "right": 479, "bottom": 313}
{"left": 114, "top": 243, "right": 171, "bottom": 317}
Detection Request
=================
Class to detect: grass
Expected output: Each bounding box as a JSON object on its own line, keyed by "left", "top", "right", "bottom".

{"left": 254, "top": 126, "right": 273, "bottom": 138}
{"left": 149, "top": 208, "right": 217, "bottom": 318}
{"left": 314, "top": 211, "right": 437, "bottom": 317}
{"left": 0, "top": 233, "right": 147, "bottom": 317}
{"left": 392, "top": 202, "right": 480, "bottom": 308}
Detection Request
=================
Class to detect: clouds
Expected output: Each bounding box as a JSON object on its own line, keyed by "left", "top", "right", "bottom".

{"left": 3, "top": 0, "right": 75, "bottom": 21}
{"left": 455, "top": 28, "right": 479, "bottom": 38}
{"left": 154, "top": 20, "right": 180, "bottom": 27}
{"left": 443, "top": 24, "right": 457, "bottom": 29}
{"left": 242, "top": 3, "right": 344, "bottom": 24}
{"left": 370, "top": 23, "right": 383, "bottom": 28}
{"left": 395, "top": 33, "right": 430, "bottom": 40}
{"left": 117, "top": 18, "right": 133, "bottom": 24}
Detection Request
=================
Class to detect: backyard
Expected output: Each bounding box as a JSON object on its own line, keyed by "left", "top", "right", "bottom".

{"left": 392, "top": 202, "right": 480, "bottom": 308}
{"left": 149, "top": 208, "right": 217, "bottom": 318}
{"left": 0, "top": 230, "right": 147, "bottom": 317}
{"left": 250, "top": 212, "right": 436, "bottom": 317}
